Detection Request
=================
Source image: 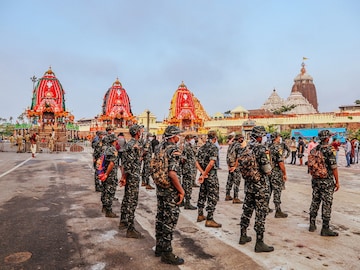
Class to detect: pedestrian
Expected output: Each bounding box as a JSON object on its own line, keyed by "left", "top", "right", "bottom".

{"left": 100, "top": 134, "right": 119, "bottom": 218}
{"left": 344, "top": 138, "right": 352, "bottom": 167}
{"left": 141, "top": 133, "right": 154, "bottom": 189}
{"left": 16, "top": 133, "right": 24, "bottom": 153}
{"left": 269, "top": 132, "right": 288, "bottom": 218}
{"left": 92, "top": 131, "right": 106, "bottom": 192}
{"left": 195, "top": 130, "right": 222, "bottom": 228}
{"left": 181, "top": 134, "right": 197, "bottom": 210}
{"left": 354, "top": 138, "right": 359, "bottom": 164}
{"left": 239, "top": 126, "right": 274, "bottom": 253}
{"left": 118, "top": 124, "right": 144, "bottom": 238}
{"left": 331, "top": 138, "right": 341, "bottom": 163}
{"left": 309, "top": 130, "right": 340, "bottom": 236}
{"left": 48, "top": 133, "right": 55, "bottom": 153}
{"left": 154, "top": 125, "right": 185, "bottom": 265}
{"left": 289, "top": 137, "right": 297, "bottom": 164}
{"left": 30, "top": 132, "right": 37, "bottom": 158}
{"left": 297, "top": 137, "right": 305, "bottom": 166}
{"left": 225, "top": 134, "right": 244, "bottom": 204}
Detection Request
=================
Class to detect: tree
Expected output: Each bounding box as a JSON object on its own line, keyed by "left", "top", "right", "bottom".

{"left": 355, "top": 100, "right": 360, "bottom": 104}
{"left": 271, "top": 105, "right": 297, "bottom": 115}
{"left": 223, "top": 110, "right": 232, "bottom": 118}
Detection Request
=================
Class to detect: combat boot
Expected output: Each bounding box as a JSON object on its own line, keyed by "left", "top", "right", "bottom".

{"left": 233, "top": 198, "right": 243, "bottom": 204}
{"left": 154, "top": 245, "right": 163, "bottom": 257}
{"left": 239, "top": 228, "right": 252, "bottom": 245}
{"left": 205, "top": 219, "right": 222, "bottom": 228}
{"left": 101, "top": 206, "right": 106, "bottom": 213}
{"left": 118, "top": 221, "right": 128, "bottom": 230}
{"left": 320, "top": 221, "right": 338, "bottom": 237}
{"left": 161, "top": 252, "right": 184, "bottom": 265}
{"left": 275, "top": 207, "right": 288, "bottom": 218}
{"left": 309, "top": 217, "right": 317, "bottom": 232}
{"left": 184, "top": 200, "right": 197, "bottom": 210}
{"left": 225, "top": 195, "right": 233, "bottom": 201}
{"left": 197, "top": 215, "right": 206, "bottom": 222}
{"left": 126, "top": 229, "right": 144, "bottom": 239}
{"left": 254, "top": 233, "right": 274, "bottom": 253}
{"left": 105, "top": 210, "right": 118, "bottom": 218}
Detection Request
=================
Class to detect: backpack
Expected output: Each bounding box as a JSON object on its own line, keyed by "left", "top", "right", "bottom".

{"left": 237, "top": 146, "right": 262, "bottom": 182}
{"left": 95, "top": 153, "right": 107, "bottom": 181}
{"left": 308, "top": 147, "right": 328, "bottom": 179}
{"left": 150, "top": 145, "right": 171, "bottom": 188}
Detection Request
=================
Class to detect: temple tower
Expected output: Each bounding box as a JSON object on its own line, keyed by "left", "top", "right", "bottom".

{"left": 291, "top": 61, "right": 319, "bottom": 112}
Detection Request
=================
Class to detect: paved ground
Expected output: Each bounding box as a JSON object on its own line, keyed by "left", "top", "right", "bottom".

{"left": 0, "top": 145, "right": 359, "bottom": 270}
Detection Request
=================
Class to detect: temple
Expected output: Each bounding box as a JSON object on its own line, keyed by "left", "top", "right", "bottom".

{"left": 96, "top": 78, "right": 136, "bottom": 129}
{"left": 166, "top": 82, "right": 209, "bottom": 132}
{"left": 26, "top": 67, "right": 76, "bottom": 147}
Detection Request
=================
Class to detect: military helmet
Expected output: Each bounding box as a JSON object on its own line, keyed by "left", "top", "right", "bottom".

{"left": 318, "top": 130, "right": 331, "bottom": 141}
{"left": 207, "top": 130, "right": 217, "bottom": 139}
{"left": 164, "top": 125, "right": 183, "bottom": 138}
{"left": 251, "top": 126, "right": 266, "bottom": 138}
{"left": 271, "top": 132, "right": 281, "bottom": 140}
{"left": 129, "top": 124, "right": 142, "bottom": 137}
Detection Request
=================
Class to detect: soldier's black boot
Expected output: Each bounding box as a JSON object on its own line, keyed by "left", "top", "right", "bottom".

{"left": 254, "top": 233, "right": 274, "bottom": 253}
{"left": 184, "top": 200, "right": 197, "bottom": 210}
{"left": 239, "top": 228, "right": 252, "bottom": 245}
{"left": 320, "top": 220, "right": 338, "bottom": 236}
{"left": 275, "top": 206, "right": 288, "bottom": 218}
{"left": 309, "top": 216, "right": 317, "bottom": 232}
{"left": 161, "top": 252, "right": 184, "bottom": 265}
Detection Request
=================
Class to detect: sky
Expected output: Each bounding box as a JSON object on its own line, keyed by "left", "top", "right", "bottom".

{"left": 0, "top": 0, "right": 359, "bottom": 122}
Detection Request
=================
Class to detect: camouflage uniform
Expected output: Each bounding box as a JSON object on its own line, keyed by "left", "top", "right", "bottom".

{"left": 181, "top": 140, "right": 197, "bottom": 204}
{"left": 269, "top": 141, "right": 285, "bottom": 211}
{"left": 155, "top": 141, "right": 182, "bottom": 253}
{"left": 120, "top": 137, "right": 143, "bottom": 230}
{"left": 141, "top": 138, "right": 152, "bottom": 186}
{"left": 239, "top": 126, "right": 274, "bottom": 252}
{"left": 92, "top": 136, "right": 104, "bottom": 192}
{"left": 196, "top": 140, "right": 219, "bottom": 220}
{"left": 101, "top": 139, "right": 119, "bottom": 213}
{"left": 309, "top": 130, "right": 339, "bottom": 236}
{"left": 226, "top": 140, "right": 242, "bottom": 200}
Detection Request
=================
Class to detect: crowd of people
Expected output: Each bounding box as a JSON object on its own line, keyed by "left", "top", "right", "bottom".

{"left": 90, "top": 124, "right": 347, "bottom": 266}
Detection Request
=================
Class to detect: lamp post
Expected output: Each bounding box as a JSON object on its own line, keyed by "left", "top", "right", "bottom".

{"left": 146, "top": 110, "right": 150, "bottom": 133}
{"left": 30, "top": 75, "right": 38, "bottom": 90}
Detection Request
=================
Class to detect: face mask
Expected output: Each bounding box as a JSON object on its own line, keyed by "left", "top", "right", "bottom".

{"left": 149, "top": 137, "right": 153, "bottom": 141}
{"left": 190, "top": 138, "right": 195, "bottom": 145}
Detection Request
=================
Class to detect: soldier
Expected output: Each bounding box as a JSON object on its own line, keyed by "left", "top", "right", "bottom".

{"left": 141, "top": 133, "right": 154, "bottom": 189}
{"left": 195, "top": 130, "right": 221, "bottom": 228}
{"left": 309, "top": 130, "right": 340, "bottom": 236}
{"left": 154, "top": 125, "right": 185, "bottom": 265}
{"left": 92, "top": 131, "right": 106, "bottom": 192}
{"left": 269, "top": 132, "right": 288, "bottom": 218}
{"left": 181, "top": 134, "right": 197, "bottom": 210}
{"left": 100, "top": 134, "right": 119, "bottom": 218}
{"left": 118, "top": 124, "right": 144, "bottom": 239}
{"left": 239, "top": 126, "right": 274, "bottom": 253}
{"left": 225, "top": 134, "right": 244, "bottom": 204}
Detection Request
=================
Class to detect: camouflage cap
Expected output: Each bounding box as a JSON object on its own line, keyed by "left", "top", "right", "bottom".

{"left": 271, "top": 132, "right": 281, "bottom": 139}
{"left": 207, "top": 130, "right": 217, "bottom": 139}
{"left": 129, "top": 124, "right": 142, "bottom": 137}
{"left": 106, "top": 125, "right": 114, "bottom": 131}
{"left": 251, "top": 126, "right": 266, "bottom": 138}
{"left": 318, "top": 130, "right": 331, "bottom": 141}
{"left": 164, "top": 125, "right": 183, "bottom": 138}
{"left": 235, "top": 133, "right": 244, "bottom": 140}
{"left": 103, "top": 134, "right": 117, "bottom": 144}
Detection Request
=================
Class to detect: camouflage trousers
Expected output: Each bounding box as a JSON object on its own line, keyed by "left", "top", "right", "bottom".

{"left": 155, "top": 190, "right": 180, "bottom": 252}
{"left": 182, "top": 170, "right": 196, "bottom": 201}
{"left": 269, "top": 168, "right": 284, "bottom": 209}
{"left": 240, "top": 179, "right": 270, "bottom": 234}
{"left": 309, "top": 178, "right": 335, "bottom": 222}
{"left": 120, "top": 173, "right": 141, "bottom": 230}
{"left": 225, "top": 169, "right": 241, "bottom": 198}
{"left": 101, "top": 176, "right": 118, "bottom": 212}
{"left": 197, "top": 171, "right": 219, "bottom": 220}
{"left": 141, "top": 159, "right": 151, "bottom": 185}
{"left": 94, "top": 171, "right": 103, "bottom": 192}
